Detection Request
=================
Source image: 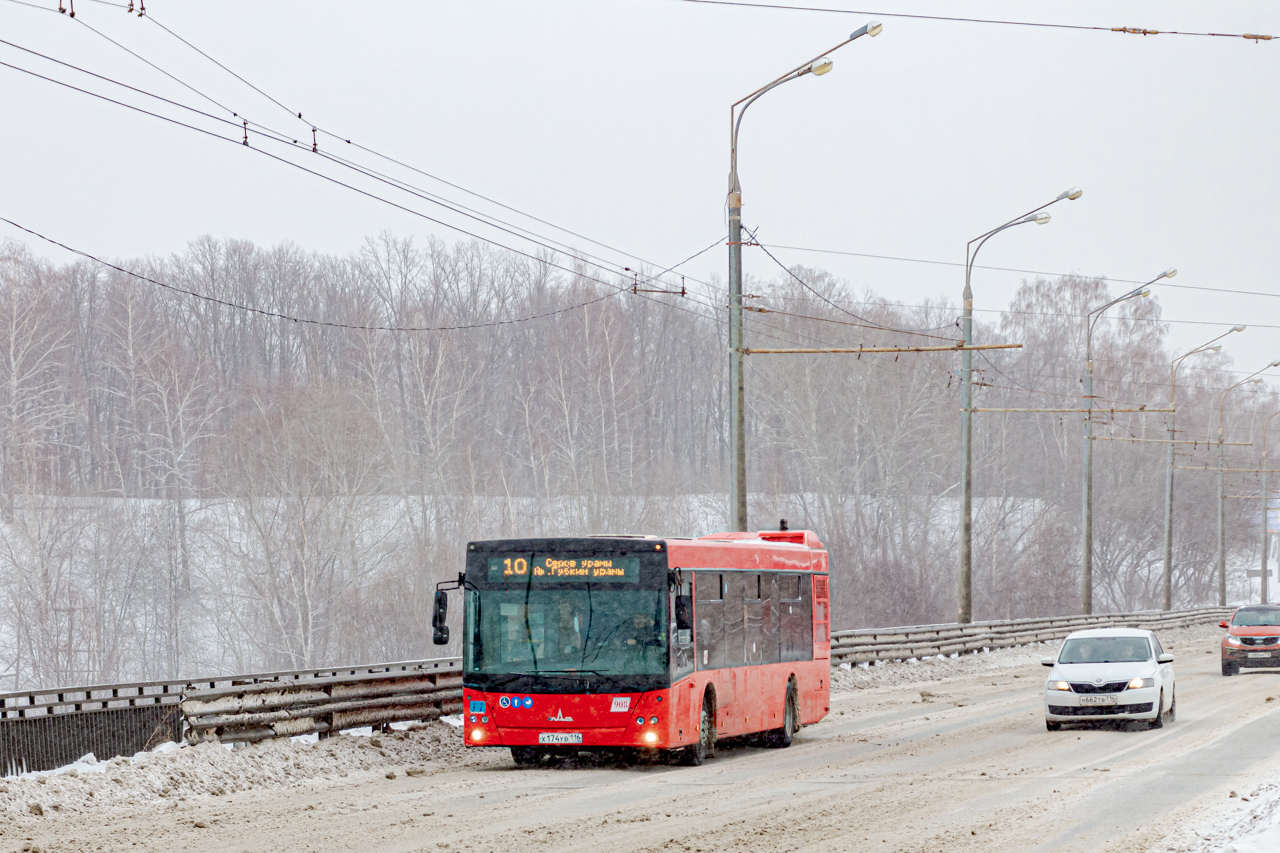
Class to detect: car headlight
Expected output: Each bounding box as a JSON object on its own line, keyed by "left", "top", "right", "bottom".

{"left": 1225, "top": 636, "right": 1243, "bottom": 647}
{"left": 1127, "top": 678, "right": 1155, "bottom": 690}
{"left": 1047, "top": 681, "right": 1071, "bottom": 692}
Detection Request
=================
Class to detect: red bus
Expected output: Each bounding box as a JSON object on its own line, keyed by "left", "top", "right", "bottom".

{"left": 434, "top": 529, "right": 831, "bottom": 765}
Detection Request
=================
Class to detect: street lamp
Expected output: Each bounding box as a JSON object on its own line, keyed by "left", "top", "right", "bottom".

{"left": 1260, "top": 409, "right": 1280, "bottom": 604}
{"left": 727, "top": 22, "right": 882, "bottom": 532}
{"left": 1217, "top": 363, "right": 1280, "bottom": 605}
{"left": 1081, "top": 268, "right": 1175, "bottom": 614}
{"left": 1162, "top": 326, "right": 1245, "bottom": 610}
{"left": 957, "top": 187, "right": 1081, "bottom": 623}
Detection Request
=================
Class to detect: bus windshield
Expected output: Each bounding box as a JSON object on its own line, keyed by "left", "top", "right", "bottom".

{"left": 466, "top": 588, "right": 667, "bottom": 677}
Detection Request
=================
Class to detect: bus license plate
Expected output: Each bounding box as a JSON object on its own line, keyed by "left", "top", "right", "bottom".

{"left": 538, "top": 732, "right": 583, "bottom": 745}
{"left": 1248, "top": 651, "right": 1272, "bottom": 659}
{"left": 1078, "top": 695, "right": 1117, "bottom": 706}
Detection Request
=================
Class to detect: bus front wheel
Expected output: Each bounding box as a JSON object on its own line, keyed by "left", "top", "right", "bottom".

{"left": 680, "top": 695, "right": 716, "bottom": 766}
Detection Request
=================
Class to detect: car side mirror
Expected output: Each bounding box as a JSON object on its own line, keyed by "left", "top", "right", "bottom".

{"left": 1157, "top": 653, "right": 1174, "bottom": 664}
{"left": 675, "top": 595, "right": 693, "bottom": 631}
{"left": 1040, "top": 657, "right": 1055, "bottom": 667}
{"left": 432, "top": 589, "right": 450, "bottom": 645}
{"left": 1219, "top": 621, "right": 1228, "bottom": 628}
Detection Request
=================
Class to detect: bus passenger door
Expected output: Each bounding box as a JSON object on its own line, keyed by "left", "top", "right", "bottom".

{"left": 672, "top": 577, "right": 694, "bottom": 680}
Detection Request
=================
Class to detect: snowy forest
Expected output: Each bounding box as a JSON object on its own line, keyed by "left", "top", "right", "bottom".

{"left": 0, "top": 235, "right": 1275, "bottom": 690}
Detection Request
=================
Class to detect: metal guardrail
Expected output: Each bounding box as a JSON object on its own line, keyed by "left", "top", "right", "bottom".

{"left": 0, "top": 606, "right": 1235, "bottom": 770}
{"left": 0, "top": 658, "right": 463, "bottom": 774}
{"left": 829, "top": 607, "right": 1234, "bottom": 664}
{"left": 1, "top": 679, "right": 188, "bottom": 776}
{"left": 181, "top": 658, "right": 463, "bottom": 744}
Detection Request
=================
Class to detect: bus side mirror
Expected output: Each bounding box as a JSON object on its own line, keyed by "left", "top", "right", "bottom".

{"left": 675, "top": 595, "right": 693, "bottom": 631}
{"left": 432, "top": 590, "right": 450, "bottom": 645}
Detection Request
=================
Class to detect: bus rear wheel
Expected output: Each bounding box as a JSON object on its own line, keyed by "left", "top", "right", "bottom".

{"left": 767, "top": 683, "right": 798, "bottom": 748}
{"left": 510, "top": 746, "right": 541, "bottom": 767}
{"left": 680, "top": 695, "right": 716, "bottom": 766}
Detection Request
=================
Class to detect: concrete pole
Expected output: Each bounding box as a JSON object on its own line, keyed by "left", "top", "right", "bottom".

{"left": 958, "top": 276, "right": 973, "bottom": 624}
{"left": 1262, "top": 463, "right": 1270, "bottom": 605}
{"left": 1161, "top": 404, "right": 1176, "bottom": 610}
{"left": 728, "top": 192, "right": 747, "bottom": 532}
{"left": 1082, "top": 340, "right": 1094, "bottom": 615}
{"left": 1218, "top": 436, "right": 1227, "bottom": 606}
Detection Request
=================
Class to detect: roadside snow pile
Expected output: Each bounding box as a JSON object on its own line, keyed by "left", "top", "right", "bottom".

{"left": 830, "top": 622, "right": 1222, "bottom": 692}
{"left": 1165, "top": 778, "right": 1280, "bottom": 853}
{"left": 0, "top": 721, "right": 468, "bottom": 820}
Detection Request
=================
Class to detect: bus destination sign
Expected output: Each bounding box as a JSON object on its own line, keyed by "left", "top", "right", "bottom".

{"left": 487, "top": 555, "right": 641, "bottom": 583}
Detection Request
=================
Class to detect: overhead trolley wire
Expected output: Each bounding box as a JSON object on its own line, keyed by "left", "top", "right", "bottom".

{"left": 672, "top": 0, "right": 1275, "bottom": 41}
{"left": 759, "top": 242, "right": 1280, "bottom": 301}
{"left": 4, "top": 0, "right": 718, "bottom": 297}
{"left": 134, "top": 5, "right": 726, "bottom": 293}
{"left": 0, "top": 215, "right": 624, "bottom": 333}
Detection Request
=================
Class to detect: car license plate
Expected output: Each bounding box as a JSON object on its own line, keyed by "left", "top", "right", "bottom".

{"left": 538, "top": 732, "right": 583, "bottom": 745}
{"left": 1248, "top": 651, "right": 1272, "bottom": 659}
{"left": 1078, "top": 694, "right": 1118, "bottom": 706}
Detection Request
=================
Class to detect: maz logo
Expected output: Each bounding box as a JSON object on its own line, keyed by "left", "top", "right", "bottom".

{"left": 547, "top": 709, "right": 574, "bottom": 722}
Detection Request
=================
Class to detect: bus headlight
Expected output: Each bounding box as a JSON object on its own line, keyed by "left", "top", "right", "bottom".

{"left": 471, "top": 729, "right": 484, "bottom": 742}
{"left": 643, "top": 732, "right": 658, "bottom": 744}
{"left": 649, "top": 716, "right": 659, "bottom": 725}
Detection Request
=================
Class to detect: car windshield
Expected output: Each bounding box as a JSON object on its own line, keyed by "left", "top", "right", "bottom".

{"left": 1058, "top": 636, "right": 1151, "bottom": 664}
{"left": 1232, "top": 610, "right": 1280, "bottom": 627}
{"left": 466, "top": 588, "right": 667, "bottom": 676}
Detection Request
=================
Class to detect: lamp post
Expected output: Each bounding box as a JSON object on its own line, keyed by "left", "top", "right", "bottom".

{"left": 1162, "top": 326, "right": 1245, "bottom": 610}
{"left": 727, "top": 21, "right": 882, "bottom": 532}
{"left": 1218, "top": 363, "right": 1280, "bottom": 605}
{"left": 1081, "top": 268, "right": 1176, "bottom": 614}
{"left": 1261, "top": 409, "right": 1280, "bottom": 604}
{"left": 957, "top": 187, "right": 1081, "bottom": 623}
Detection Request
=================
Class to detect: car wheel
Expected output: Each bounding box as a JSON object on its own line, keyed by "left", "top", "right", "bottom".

{"left": 1167, "top": 689, "right": 1176, "bottom": 723}
{"left": 1222, "top": 660, "right": 1238, "bottom": 677}
{"left": 1046, "top": 719, "right": 1062, "bottom": 732}
{"left": 766, "top": 683, "right": 798, "bottom": 748}
{"left": 1149, "top": 690, "right": 1164, "bottom": 729}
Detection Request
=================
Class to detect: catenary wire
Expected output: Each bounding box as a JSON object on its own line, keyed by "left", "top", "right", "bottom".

{"left": 2, "top": 2, "right": 715, "bottom": 294}
{"left": 759, "top": 242, "right": 1280, "bottom": 301}
{"left": 0, "top": 215, "right": 627, "bottom": 333}
{"left": 672, "top": 0, "right": 1275, "bottom": 41}
{"left": 133, "top": 5, "right": 723, "bottom": 291}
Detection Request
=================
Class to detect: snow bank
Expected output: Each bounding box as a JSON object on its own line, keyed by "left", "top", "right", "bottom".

{"left": 0, "top": 721, "right": 467, "bottom": 822}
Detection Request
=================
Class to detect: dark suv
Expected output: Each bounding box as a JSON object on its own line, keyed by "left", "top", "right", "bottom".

{"left": 1221, "top": 605, "right": 1280, "bottom": 676}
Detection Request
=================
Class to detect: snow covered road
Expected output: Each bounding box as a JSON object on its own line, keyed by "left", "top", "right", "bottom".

{"left": 4, "top": 622, "right": 1279, "bottom": 852}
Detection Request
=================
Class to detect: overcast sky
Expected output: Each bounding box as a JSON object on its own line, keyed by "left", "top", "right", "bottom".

{"left": 2, "top": 0, "right": 1278, "bottom": 385}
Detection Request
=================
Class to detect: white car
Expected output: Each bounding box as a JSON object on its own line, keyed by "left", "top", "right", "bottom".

{"left": 1041, "top": 627, "right": 1175, "bottom": 731}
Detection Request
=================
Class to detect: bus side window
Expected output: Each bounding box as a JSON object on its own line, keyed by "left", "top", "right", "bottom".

{"left": 780, "top": 574, "right": 813, "bottom": 663}
{"left": 761, "top": 573, "right": 781, "bottom": 665}
{"left": 723, "top": 573, "right": 746, "bottom": 667}
{"left": 744, "top": 574, "right": 764, "bottom": 664}
{"left": 695, "top": 571, "right": 725, "bottom": 670}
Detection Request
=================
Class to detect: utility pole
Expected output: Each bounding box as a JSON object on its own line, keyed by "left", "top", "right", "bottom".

{"left": 1081, "top": 269, "right": 1174, "bottom": 614}
{"left": 957, "top": 188, "right": 1079, "bottom": 623}
{"left": 1163, "top": 328, "right": 1242, "bottom": 610}
{"left": 726, "top": 22, "right": 882, "bottom": 531}
{"left": 1262, "top": 410, "right": 1280, "bottom": 604}
{"left": 1217, "top": 362, "right": 1279, "bottom": 605}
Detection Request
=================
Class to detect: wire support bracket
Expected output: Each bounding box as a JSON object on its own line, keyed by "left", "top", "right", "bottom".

{"left": 969, "top": 407, "right": 1174, "bottom": 413}
{"left": 1089, "top": 436, "right": 1250, "bottom": 445}
{"left": 743, "top": 343, "right": 1021, "bottom": 355}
